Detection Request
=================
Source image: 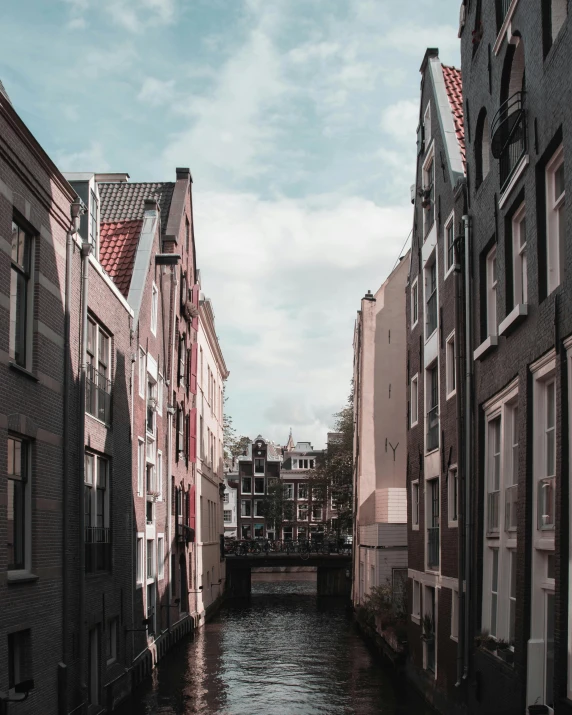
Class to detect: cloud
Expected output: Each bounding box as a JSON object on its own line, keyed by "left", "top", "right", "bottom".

{"left": 137, "top": 77, "right": 175, "bottom": 106}
{"left": 380, "top": 99, "right": 420, "bottom": 145}
{"left": 56, "top": 140, "right": 110, "bottom": 172}
{"left": 62, "top": 0, "right": 176, "bottom": 33}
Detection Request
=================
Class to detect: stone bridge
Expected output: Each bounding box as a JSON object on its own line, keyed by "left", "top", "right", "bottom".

{"left": 225, "top": 553, "right": 352, "bottom": 597}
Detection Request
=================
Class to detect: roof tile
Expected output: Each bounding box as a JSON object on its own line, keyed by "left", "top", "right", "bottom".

{"left": 441, "top": 64, "right": 465, "bottom": 170}
{"left": 99, "top": 219, "right": 143, "bottom": 298}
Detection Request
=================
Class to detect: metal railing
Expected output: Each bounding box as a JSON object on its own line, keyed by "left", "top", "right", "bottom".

{"left": 505, "top": 484, "right": 518, "bottom": 532}
{"left": 426, "top": 405, "right": 439, "bottom": 452}
{"left": 85, "top": 526, "right": 111, "bottom": 573}
{"left": 491, "top": 92, "right": 526, "bottom": 189}
{"left": 426, "top": 291, "right": 438, "bottom": 336}
{"left": 86, "top": 364, "right": 112, "bottom": 424}
{"left": 487, "top": 490, "right": 500, "bottom": 533}
{"left": 538, "top": 476, "right": 555, "bottom": 529}
{"left": 427, "top": 527, "right": 439, "bottom": 570}
{"left": 225, "top": 538, "right": 352, "bottom": 557}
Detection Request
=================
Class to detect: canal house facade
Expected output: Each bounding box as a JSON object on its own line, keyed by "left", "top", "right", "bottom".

{"left": 405, "top": 49, "right": 466, "bottom": 714}
{"left": 352, "top": 256, "right": 409, "bottom": 610}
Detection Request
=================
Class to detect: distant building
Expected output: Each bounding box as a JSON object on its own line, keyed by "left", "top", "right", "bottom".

{"left": 223, "top": 472, "right": 238, "bottom": 539}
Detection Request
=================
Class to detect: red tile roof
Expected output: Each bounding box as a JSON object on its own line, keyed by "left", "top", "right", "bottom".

{"left": 441, "top": 64, "right": 465, "bottom": 170}
{"left": 99, "top": 220, "right": 143, "bottom": 298}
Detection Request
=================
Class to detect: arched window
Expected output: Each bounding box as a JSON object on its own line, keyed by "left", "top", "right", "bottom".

{"left": 475, "top": 110, "right": 491, "bottom": 188}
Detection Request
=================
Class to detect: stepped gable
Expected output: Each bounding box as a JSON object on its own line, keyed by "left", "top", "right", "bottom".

{"left": 441, "top": 64, "right": 465, "bottom": 168}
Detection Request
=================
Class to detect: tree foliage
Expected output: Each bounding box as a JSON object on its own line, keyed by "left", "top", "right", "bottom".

{"left": 259, "top": 480, "right": 294, "bottom": 532}
{"left": 223, "top": 392, "right": 251, "bottom": 459}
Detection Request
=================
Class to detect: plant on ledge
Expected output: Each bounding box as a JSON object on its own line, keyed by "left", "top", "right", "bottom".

{"left": 359, "top": 581, "right": 408, "bottom": 643}
{"left": 421, "top": 613, "right": 434, "bottom": 642}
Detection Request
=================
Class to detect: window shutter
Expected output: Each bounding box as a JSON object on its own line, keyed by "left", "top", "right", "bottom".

{"left": 189, "top": 485, "right": 196, "bottom": 531}
{"left": 190, "top": 343, "right": 198, "bottom": 395}
{"left": 191, "top": 285, "right": 199, "bottom": 330}
{"left": 189, "top": 407, "right": 197, "bottom": 462}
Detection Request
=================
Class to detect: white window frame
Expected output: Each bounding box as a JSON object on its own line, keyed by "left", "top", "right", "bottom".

{"left": 157, "top": 535, "right": 164, "bottom": 580}
{"left": 223, "top": 509, "right": 232, "bottom": 523}
{"left": 298, "top": 504, "right": 309, "bottom": 521}
{"left": 284, "top": 483, "right": 294, "bottom": 500}
{"left": 425, "top": 253, "right": 438, "bottom": 339}
{"left": 156, "top": 450, "right": 163, "bottom": 501}
{"left": 565, "top": 337, "right": 572, "bottom": 700}
{"left": 9, "top": 220, "right": 35, "bottom": 372}
{"left": 298, "top": 484, "right": 308, "bottom": 500}
{"left": 6, "top": 436, "right": 32, "bottom": 575}
{"left": 411, "top": 277, "right": 419, "bottom": 329}
{"left": 546, "top": 144, "right": 564, "bottom": 295}
{"left": 444, "top": 211, "right": 456, "bottom": 277}
{"left": 512, "top": 203, "right": 527, "bottom": 306}
{"left": 424, "top": 101, "right": 431, "bottom": 149}
{"left": 425, "top": 361, "right": 439, "bottom": 454}
{"left": 422, "top": 146, "right": 436, "bottom": 238}
{"left": 486, "top": 245, "right": 498, "bottom": 337}
{"left": 254, "top": 499, "right": 264, "bottom": 517}
{"left": 157, "top": 373, "right": 163, "bottom": 416}
{"left": 241, "top": 499, "right": 252, "bottom": 518}
{"left": 446, "top": 331, "right": 456, "bottom": 400}
{"left": 137, "top": 438, "right": 145, "bottom": 497}
{"left": 451, "top": 588, "right": 459, "bottom": 641}
{"left": 410, "top": 373, "right": 419, "bottom": 427}
{"left": 106, "top": 618, "right": 117, "bottom": 665}
{"left": 411, "top": 480, "right": 420, "bottom": 530}
{"left": 151, "top": 283, "right": 158, "bottom": 336}
{"left": 412, "top": 579, "right": 421, "bottom": 623}
{"left": 136, "top": 534, "right": 144, "bottom": 586}
{"left": 139, "top": 348, "right": 146, "bottom": 399}
{"left": 448, "top": 466, "right": 458, "bottom": 527}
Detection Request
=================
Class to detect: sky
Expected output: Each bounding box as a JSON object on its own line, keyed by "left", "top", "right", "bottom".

{"left": 0, "top": 0, "right": 461, "bottom": 449}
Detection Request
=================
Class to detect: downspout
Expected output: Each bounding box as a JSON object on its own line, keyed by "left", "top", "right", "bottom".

{"left": 78, "top": 239, "right": 92, "bottom": 711}
{"left": 462, "top": 214, "right": 473, "bottom": 680}
{"left": 454, "top": 224, "right": 465, "bottom": 688}
{"left": 166, "top": 265, "right": 178, "bottom": 629}
{"left": 61, "top": 200, "right": 82, "bottom": 715}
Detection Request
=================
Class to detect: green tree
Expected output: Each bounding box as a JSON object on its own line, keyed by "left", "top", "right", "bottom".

{"left": 223, "top": 392, "right": 251, "bottom": 459}
{"left": 260, "top": 480, "right": 294, "bottom": 535}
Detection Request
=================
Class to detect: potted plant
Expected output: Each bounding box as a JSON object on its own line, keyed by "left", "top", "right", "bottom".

{"left": 528, "top": 704, "right": 549, "bottom": 715}
{"left": 495, "top": 639, "right": 514, "bottom": 664}
{"left": 474, "top": 629, "right": 496, "bottom": 651}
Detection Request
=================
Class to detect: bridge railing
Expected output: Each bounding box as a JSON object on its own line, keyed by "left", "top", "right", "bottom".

{"left": 225, "top": 538, "right": 352, "bottom": 557}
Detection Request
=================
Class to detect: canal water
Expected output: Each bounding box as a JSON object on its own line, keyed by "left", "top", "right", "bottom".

{"left": 118, "top": 574, "right": 434, "bottom": 715}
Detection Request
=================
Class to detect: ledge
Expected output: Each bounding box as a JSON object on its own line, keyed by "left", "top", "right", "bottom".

{"left": 7, "top": 570, "right": 39, "bottom": 584}
{"left": 499, "top": 303, "right": 528, "bottom": 336}
{"left": 474, "top": 335, "right": 498, "bottom": 361}
{"left": 9, "top": 362, "right": 39, "bottom": 382}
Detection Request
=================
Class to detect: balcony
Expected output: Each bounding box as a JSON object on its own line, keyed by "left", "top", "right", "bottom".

{"left": 86, "top": 364, "right": 111, "bottom": 424}
{"left": 426, "top": 405, "right": 439, "bottom": 452}
{"left": 427, "top": 527, "right": 439, "bottom": 570}
{"left": 491, "top": 92, "right": 526, "bottom": 189}
{"left": 487, "top": 490, "right": 500, "bottom": 533}
{"left": 538, "top": 476, "right": 555, "bottom": 529}
{"left": 85, "top": 526, "right": 111, "bottom": 573}
{"left": 505, "top": 484, "right": 518, "bottom": 532}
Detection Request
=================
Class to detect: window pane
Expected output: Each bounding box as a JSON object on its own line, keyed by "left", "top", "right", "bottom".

{"left": 555, "top": 163, "right": 565, "bottom": 200}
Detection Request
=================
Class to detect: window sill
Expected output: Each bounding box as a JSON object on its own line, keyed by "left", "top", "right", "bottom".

{"left": 411, "top": 614, "right": 421, "bottom": 625}
{"left": 9, "top": 362, "right": 38, "bottom": 382}
{"left": 473, "top": 335, "right": 498, "bottom": 361}
{"left": 499, "top": 155, "right": 529, "bottom": 210}
{"left": 410, "top": 420, "right": 419, "bottom": 429}
{"left": 499, "top": 304, "right": 528, "bottom": 336}
{"left": 446, "top": 390, "right": 456, "bottom": 401}
{"left": 412, "top": 525, "right": 419, "bottom": 531}
{"left": 448, "top": 520, "right": 458, "bottom": 529}
{"left": 411, "top": 320, "right": 419, "bottom": 331}
{"left": 7, "top": 570, "right": 39, "bottom": 584}
{"left": 425, "top": 447, "right": 439, "bottom": 456}
{"left": 86, "top": 412, "right": 111, "bottom": 428}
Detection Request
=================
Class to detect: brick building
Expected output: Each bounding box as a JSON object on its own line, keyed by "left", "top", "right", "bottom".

{"left": 458, "top": 2, "right": 572, "bottom": 713}
{"left": 352, "top": 256, "right": 409, "bottom": 612}
{"left": 405, "top": 49, "right": 467, "bottom": 714}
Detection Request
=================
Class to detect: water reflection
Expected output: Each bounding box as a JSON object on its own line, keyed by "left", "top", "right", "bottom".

{"left": 118, "top": 575, "right": 433, "bottom": 715}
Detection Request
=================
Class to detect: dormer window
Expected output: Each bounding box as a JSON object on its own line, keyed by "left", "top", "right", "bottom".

{"left": 89, "top": 189, "right": 99, "bottom": 258}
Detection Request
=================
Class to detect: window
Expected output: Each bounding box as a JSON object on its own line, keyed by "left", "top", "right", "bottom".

{"left": 298, "top": 504, "right": 308, "bottom": 521}
{"left": 254, "top": 477, "right": 264, "bottom": 494}
{"left": 445, "top": 213, "right": 455, "bottom": 274}
{"left": 223, "top": 510, "right": 232, "bottom": 523}
{"left": 475, "top": 110, "right": 491, "bottom": 188}
{"left": 7, "top": 436, "right": 30, "bottom": 572}
{"left": 86, "top": 318, "right": 111, "bottom": 423}
{"left": 546, "top": 145, "right": 565, "bottom": 295}
{"left": 543, "top": 0, "right": 568, "bottom": 56}
{"left": 424, "top": 102, "right": 431, "bottom": 147}
{"left": 410, "top": 374, "right": 419, "bottom": 426}
{"left": 486, "top": 245, "right": 498, "bottom": 337}
{"left": 411, "top": 278, "right": 419, "bottom": 327}
{"left": 147, "top": 539, "right": 155, "bottom": 580}
{"left": 298, "top": 484, "right": 308, "bottom": 500}
{"left": 136, "top": 536, "right": 144, "bottom": 585}
{"left": 106, "top": 618, "right": 118, "bottom": 665}
{"left": 146, "top": 377, "right": 157, "bottom": 437}
{"left": 487, "top": 417, "right": 501, "bottom": 533}
{"left": 427, "top": 478, "right": 440, "bottom": 570}
{"left": 423, "top": 152, "right": 435, "bottom": 237}
{"left": 312, "top": 505, "right": 323, "bottom": 521}
{"left": 8, "top": 629, "right": 32, "bottom": 691}
{"left": 254, "top": 458, "right": 264, "bottom": 474}
{"left": 284, "top": 483, "right": 294, "bottom": 500}
{"left": 151, "top": 283, "right": 158, "bottom": 335}
{"left": 156, "top": 451, "right": 163, "bottom": 501}
{"left": 512, "top": 204, "right": 527, "bottom": 305}
{"left": 506, "top": 407, "right": 518, "bottom": 532}
{"left": 412, "top": 580, "right": 421, "bottom": 620}
{"left": 139, "top": 348, "right": 146, "bottom": 398}
{"left": 223, "top": 492, "right": 229, "bottom": 503}
{"left": 451, "top": 589, "right": 459, "bottom": 640}
{"left": 85, "top": 453, "right": 110, "bottom": 573}
{"left": 89, "top": 189, "right": 99, "bottom": 256}
{"left": 490, "top": 548, "right": 499, "bottom": 637}
{"left": 10, "top": 220, "right": 33, "bottom": 368}
{"left": 178, "top": 336, "right": 186, "bottom": 387}
{"left": 241, "top": 500, "right": 252, "bottom": 517}
{"left": 241, "top": 477, "right": 252, "bottom": 494}
{"left": 509, "top": 550, "right": 516, "bottom": 644}
{"left": 412, "top": 480, "right": 420, "bottom": 529}
{"left": 157, "top": 536, "right": 164, "bottom": 579}
{"left": 283, "top": 526, "right": 293, "bottom": 541}
{"left": 254, "top": 500, "right": 264, "bottom": 517}
{"left": 539, "top": 379, "right": 556, "bottom": 530}
{"left": 137, "top": 439, "right": 145, "bottom": 496}
{"left": 425, "top": 257, "right": 437, "bottom": 337}
{"left": 448, "top": 467, "right": 458, "bottom": 525}
{"left": 254, "top": 523, "right": 264, "bottom": 538}
{"left": 446, "top": 333, "right": 456, "bottom": 398}
{"left": 426, "top": 363, "right": 439, "bottom": 452}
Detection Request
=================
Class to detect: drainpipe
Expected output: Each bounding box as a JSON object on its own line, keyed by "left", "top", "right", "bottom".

{"left": 454, "top": 224, "right": 465, "bottom": 688}
{"left": 78, "top": 238, "right": 92, "bottom": 711}
{"left": 462, "top": 214, "right": 473, "bottom": 681}
{"left": 166, "top": 265, "right": 178, "bottom": 629}
{"left": 61, "top": 199, "right": 82, "bottom": 715}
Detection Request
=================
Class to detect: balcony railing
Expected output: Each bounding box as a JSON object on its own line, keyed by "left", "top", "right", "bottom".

{"left": 426, "top": 405, "right": 439, "bottom": 452}
{"left": 85, "top": 526, "right": 111, "bottom": 573}
{"left": 491, "top": 92, "right": 526, "bottom": 189}
{"left": 505, "top": 484, "right": 518, "bottom": 532}
{"left": 495, "top": 0, "right": 511, "bottom": 32}
{"left": 426, "top": 292, "right": 438, "bottom": 336}
{"left": 487, "top": 490, "right": 500, "bottom": 533}
{"left": 538, "top": 476, "right": 555, "bottom": 529}
{"left": 86, "top": 364, "right": 112, "bottom": 424}
{"left": 427, "top": 527, "right": 439, "bottom": 570}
